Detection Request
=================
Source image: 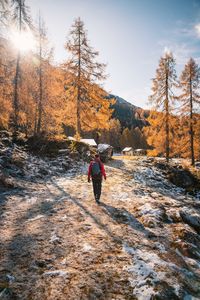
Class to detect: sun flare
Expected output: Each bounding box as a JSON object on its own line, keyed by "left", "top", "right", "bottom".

{"left": 10, "top": 29, "right": 36, "bottom": 52}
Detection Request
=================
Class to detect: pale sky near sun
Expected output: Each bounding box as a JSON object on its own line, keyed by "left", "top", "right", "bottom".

{"left": 26, "top": 0, "right": 200, "bottom": 108}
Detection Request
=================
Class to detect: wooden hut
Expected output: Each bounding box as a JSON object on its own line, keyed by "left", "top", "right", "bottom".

{"left": 122, "top": 147, "right": 133, "bottom": 156}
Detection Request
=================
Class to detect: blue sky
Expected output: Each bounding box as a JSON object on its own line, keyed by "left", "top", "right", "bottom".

{"left": 27, "top": 0, "right": 200, "bottom": 108}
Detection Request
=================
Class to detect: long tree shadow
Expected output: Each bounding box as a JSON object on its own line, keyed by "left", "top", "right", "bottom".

{"left": 50, "top": 179, "right": 156, "bottom": 244}
{"left": 99, "top": 202, "right": 156, "bottom": 238}
{"left": 0, "top": 188, "right": 25, "bottom": 224}
{"left": 50, "top": 179, "right": 122, "bottom": 244}
{"left": 106, "top": 158, "right": 126, "bottom": 170}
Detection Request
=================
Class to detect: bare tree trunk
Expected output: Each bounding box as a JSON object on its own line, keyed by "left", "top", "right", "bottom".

{"left": 37, "top": 56, "right": 42, "bottom": 134}
{"left": 13, "top": 0, "right": 22, "bottom": 136}
{"left": 34, "top": 107, "right": 37, "bottom": 135}
{"left": 189, "top": 75, "right": 195, "bottom": 166}
{"left": 13, "top": 51, "right": 20, "bottom": 134}
{"left": 76, "top": 25, "right": 81, "bottom": 137}
{"left": 37, "top": 15, "right": 43, "bottom": 135}
{"left": 165, "top": 67, "right": 169, "bottom": 162}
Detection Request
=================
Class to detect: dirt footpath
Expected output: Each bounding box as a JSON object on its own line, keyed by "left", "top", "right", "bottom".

{"left": 0, "top": 158, "right": 200, "bottom": 299}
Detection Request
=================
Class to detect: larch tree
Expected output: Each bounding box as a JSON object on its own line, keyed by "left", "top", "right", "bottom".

{"left": 148, "top": 52, "right": 177, "bottom": 162}
{"left": 11, "top": 0, "right": 32, "bottom": 134}
{"left": 194, "top": 116, "right": 200, "bottom": 161}
{"left": 178, "top": 58, "right": 200, "bottom": 166}
{"left": 35, "top": 14, "right": 48, "bottom": 135}
{"left": 0, "top": 39, "right": 14, "bottom": 129}
{"left": 120, "top": 127, "right": 131, "bottom": 149}
{"left": 64, "top": 17, "right": 111, "bottom": 138}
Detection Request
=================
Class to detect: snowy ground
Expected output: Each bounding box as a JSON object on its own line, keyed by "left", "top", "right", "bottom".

{"left": 0, "top": 157, "right": 200, "bottom": 299}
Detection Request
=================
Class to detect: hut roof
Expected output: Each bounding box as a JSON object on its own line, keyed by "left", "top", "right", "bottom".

{"left": 122, "top": 147, "right": 133, "bottom": 152}
{"left": 80, "top": 139, "right": 97, "bottom": 146}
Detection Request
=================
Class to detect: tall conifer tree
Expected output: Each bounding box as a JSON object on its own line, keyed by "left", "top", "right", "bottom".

{"left": 11, "top": 0, "right": 32, "bottom": 134}
{"left": 64, "top": 17, "right": 110, "bottom": 137}
{"left": 178, "top": 58, "right": 200, "bottom": 165}
{"left": 149, "top": 52, "right": 177, "bottom": 162}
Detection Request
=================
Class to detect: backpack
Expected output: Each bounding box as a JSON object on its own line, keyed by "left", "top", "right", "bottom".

{"left": 91, "top": 161, "right": 101, "bottom": 177}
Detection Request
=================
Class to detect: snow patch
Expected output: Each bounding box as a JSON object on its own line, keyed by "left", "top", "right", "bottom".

{"left": 26, "top": 214, "right": 45, "bottom": 222}
{"left": 123, "top": 244, "right": 180, "bottom": 299}
{"left": 82, "top": 243, "right": 93, "bottom": 252}
{"left": 50, "top": 232, "right": 60, "bottom": 243}
{"left": 43, "top": 270, "right": 69, "bottom": 277}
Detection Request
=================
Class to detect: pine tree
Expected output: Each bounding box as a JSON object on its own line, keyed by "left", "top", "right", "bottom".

{"left": 11, "top": 0, "right": 32, "bottom": 134}
{"left": 178, "top": 58, "right": 200, "bottom": 166}
{"left": 149, "top": 52, "right": 177, "bottom": 162}
{"left": 64, "top": 17, "right": 109, "bottom": 137}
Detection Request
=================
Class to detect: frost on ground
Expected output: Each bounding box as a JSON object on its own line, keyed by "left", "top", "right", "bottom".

{"left": 0, "top": 156, "right": 200, "bottom": 299}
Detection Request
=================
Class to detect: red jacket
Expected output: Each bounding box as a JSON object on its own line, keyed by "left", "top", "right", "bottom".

{"left": 88, "top": 159, "right": 106, "bottom": 180}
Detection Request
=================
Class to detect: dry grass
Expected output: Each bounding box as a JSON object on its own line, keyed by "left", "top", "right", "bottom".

{"left": 112, "top": 155, "right": 143, "bottom": 161}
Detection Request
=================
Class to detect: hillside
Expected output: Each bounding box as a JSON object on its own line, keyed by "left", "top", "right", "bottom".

{"left": 108, "top": 94, "right": 149, "bottom": 129}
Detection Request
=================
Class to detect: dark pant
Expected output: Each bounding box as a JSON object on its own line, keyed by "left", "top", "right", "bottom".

{"left": 92, "top": 178, "right": 102, "bottom": 202}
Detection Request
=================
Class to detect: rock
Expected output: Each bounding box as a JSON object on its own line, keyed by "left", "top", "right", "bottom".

{"left": 152, "top": 281, "right": 180, "bottom": 299}
{"left": 61, "top": 162, "right": 70, "bottom": 170}
{"left": 69, "top": 151, "right": 80, "bottom": 160}
{"left": 0, "top": 288, "right": 16, "bottom": 300}
{"left": 168, "top": 210, "right": 181, "bottom": 223}
{"left": 97, "top": 144, "right": 113, "bottom": 162}
{"left": 0, "top": 272, "right": 16, "bottom": 299}
{"left": 1, "top": 137, "right": 12, "bottom": 147}
{"left": 0, "top": 172, "right": 15, "bottom": 188}
{"left": 169, "top": 168, "right": 198, "bottom": 189}
{"left": 150, "top": 192, "right": 161, "bottom": 198}
{"left": 11, "top": 155, "right": 26, "bottom": 168}
{"left": 0, "top": 130, "right": 11, "bottom": 139}
{"left": 180, "top": 210, "right": 200, "bottom": 234}
{"left": 58, "top": 149, "right": 70, "bottom": 155}
{"left": 38, "top": 168, "right": 49, "bottom": 176}
{"left": 34, "top": 260, "right": 48, "bottom": 268}
{"left": 154, "top": 162, "right": 168, "bottom": 170}
{"left": 173, "top": 240, "right": 200, "bottom": 260}
{"left": 0, "top": 274, "right": 9, "bottom": 289}
{"left": 182, "top": 231, "right": 200, "bottom": 249}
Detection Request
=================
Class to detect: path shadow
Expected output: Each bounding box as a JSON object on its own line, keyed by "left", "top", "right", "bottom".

{"left": 0, "top": 188, "right": 25, "bottom": 224}
{"left": 100, "top": 202, "right": 156, "bottom": 238}
{"left": 50, "top": 179, "right": 156, "bottom": 243}
{"left": 106, "top": 158, "right": 126, "bottom": 170}
{"left": 49, "top": 179, "right": 122, "bottom": 245}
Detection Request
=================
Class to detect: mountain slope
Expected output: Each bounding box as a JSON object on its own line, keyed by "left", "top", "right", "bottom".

{"left": 108, "top": 94, "right": 149, "bottom": 129}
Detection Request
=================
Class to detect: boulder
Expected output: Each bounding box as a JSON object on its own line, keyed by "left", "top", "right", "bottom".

{"left": 180, "top": 210, "right": 200, "bottom": 234}
{"left": 97, "top": 144, "right": 113, "bottom": 162}
{"left": 0, "top": 172, "right": 15, "bottom": 188}
{"left": 168, "top": 168, "right": 198, "bottom": 189}
{"left": 152, "top": 281, "right": 180, "bottom": 300}
{"left": 1, "top": 137, "right": 12, "bottom": 147}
